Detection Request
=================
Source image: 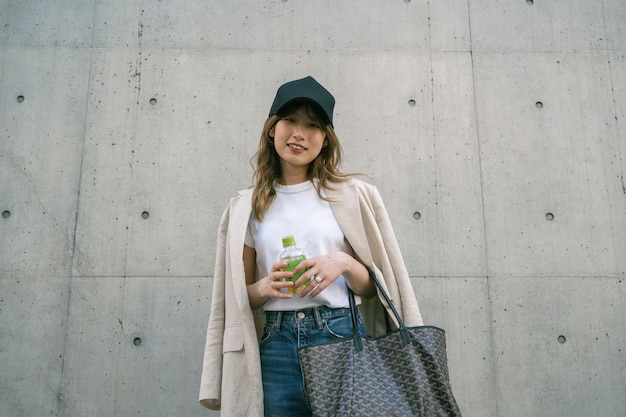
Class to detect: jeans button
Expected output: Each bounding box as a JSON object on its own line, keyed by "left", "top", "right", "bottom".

{"left": 297, "top": 311, "right": 305, "bottom": 319}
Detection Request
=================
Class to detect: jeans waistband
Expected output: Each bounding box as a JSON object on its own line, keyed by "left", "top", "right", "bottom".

{"left": 265, "top": 306, "right": 351, "bottom": 329}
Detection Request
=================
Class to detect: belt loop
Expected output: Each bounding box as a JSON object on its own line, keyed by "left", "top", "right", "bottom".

{"left": 313, "top": 307, "right": 324, "bottom": 330}
{"left": 275, "top": 311, "right": 283, "bottom": 331}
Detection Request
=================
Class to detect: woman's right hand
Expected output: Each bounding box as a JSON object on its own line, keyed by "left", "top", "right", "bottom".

{"left": 262, "top": 261, "right": 295, "bottom": 298}
{"left": 245, "top": 257, "right": 294, "bottom": 310}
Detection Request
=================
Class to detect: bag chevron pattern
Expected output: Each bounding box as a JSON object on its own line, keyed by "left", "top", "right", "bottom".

{"left": 299, "top": 325, "right": 462, "bottom": 417}
{"left": 298, "top": 269, "right": 462, "bottom": 417}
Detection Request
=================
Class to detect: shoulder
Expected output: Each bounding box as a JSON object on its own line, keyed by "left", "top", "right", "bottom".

{"left": 220, "top": 188, "right": 253, "bottom": 221}
{"left": 229, "top": 187, "right": 253, "bottom": 206}
{"left": 335, "top": 177, "right": 382, "bottom": 202}
{"left": 238, "top": 187, "right": 253, "bottom": 196}
{"left": 326, "top": 177, "right": 386, "bottom": 216}
{"left": 329, "top": 176, "right": 376, "bottom": 194}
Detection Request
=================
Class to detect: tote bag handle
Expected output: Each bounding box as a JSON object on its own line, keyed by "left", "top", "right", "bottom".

{"left": 348, "top": 267, "right": 411, "bottom": 351}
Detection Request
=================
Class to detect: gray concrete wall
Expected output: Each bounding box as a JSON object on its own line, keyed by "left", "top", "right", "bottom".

{"left": 0, "top": 1, "right": 624, "bottom": 416}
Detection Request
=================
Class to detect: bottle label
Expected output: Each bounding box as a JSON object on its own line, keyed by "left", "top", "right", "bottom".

{"left": 283, "top": 254, "right": 308, "bottom": 293}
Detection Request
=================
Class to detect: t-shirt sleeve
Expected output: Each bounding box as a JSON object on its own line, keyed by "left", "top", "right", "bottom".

{"left": 244, "top": 220, "right": 255, "bottom": 248}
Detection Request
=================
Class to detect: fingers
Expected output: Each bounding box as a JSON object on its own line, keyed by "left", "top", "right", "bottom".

{"left": 269, "top": 254, "right": 344, "bottom": 298}
{"left": 293, "top": 254, "right": 335, "bottom": 287}
{"left": 268, "top": 275, "right": 294, "bottom": 298}
{"left": 266, "top": 263, "right": 294, "bottom": 298}
{"left": 293, "top": 269, "right": 331, "bottom": 298}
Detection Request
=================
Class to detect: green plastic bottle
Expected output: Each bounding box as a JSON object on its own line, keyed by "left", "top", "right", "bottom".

{"left": 280, "top": 235, "right": 308, "bottom": 294}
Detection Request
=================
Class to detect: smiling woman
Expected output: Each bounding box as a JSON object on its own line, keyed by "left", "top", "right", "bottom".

{"left": 250, "top": 79, "right": 348, "bottom": 222}
{"left": 270, "top": 106, "right": 327, "bottom": 184}
{"left": 199, "top": 76, "right": 424, "bottom": 417}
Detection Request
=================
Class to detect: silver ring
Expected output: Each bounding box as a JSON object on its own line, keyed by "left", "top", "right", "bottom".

{"left": 314, "top": 275, "right": 323, "bottom": 284}
{"left": 271, "top": 281, "right": 275, "bottom": 289}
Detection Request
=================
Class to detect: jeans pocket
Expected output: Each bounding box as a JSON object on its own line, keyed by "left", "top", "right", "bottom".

{"left": 260, "top": 321, "right": 278, "bottom": 345}
{"left": 322, "top": 314, "right": 355, "bottom": 339}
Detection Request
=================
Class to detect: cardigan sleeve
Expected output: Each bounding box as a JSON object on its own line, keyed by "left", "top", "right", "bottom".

{"left": 368, "top": 185, "right": 423, "bottom": 327}
{"left": 335, "top": 179, "right": 423, "bottom": 335}
{"left": 199, "top": 207, "right": 230, "bottom": 410}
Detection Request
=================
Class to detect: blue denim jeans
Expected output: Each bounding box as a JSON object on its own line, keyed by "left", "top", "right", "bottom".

{"left": 260, "top": 306, "right": 366, "bottom": 417}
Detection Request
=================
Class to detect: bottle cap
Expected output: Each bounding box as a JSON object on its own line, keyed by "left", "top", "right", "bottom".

{"left": 282, "top": 235, "right": 296, "bottom": 247}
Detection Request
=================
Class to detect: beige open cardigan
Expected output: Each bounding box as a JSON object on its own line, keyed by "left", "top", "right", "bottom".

{"left": 199, "top": 178, "right": 423, "bottom": 416}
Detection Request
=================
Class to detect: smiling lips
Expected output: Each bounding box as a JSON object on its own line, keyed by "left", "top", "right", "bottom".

{"left": 288, "top": 143, "right": 307, "bottom": 151}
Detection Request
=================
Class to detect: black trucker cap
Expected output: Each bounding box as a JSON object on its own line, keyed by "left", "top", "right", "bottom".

{"left": 268, "top": 76, "right": 335, "bottom": 126}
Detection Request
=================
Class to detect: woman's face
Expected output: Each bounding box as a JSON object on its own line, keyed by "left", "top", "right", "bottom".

{"left": 270, "top": 105, "right": 327, "bottom": 182}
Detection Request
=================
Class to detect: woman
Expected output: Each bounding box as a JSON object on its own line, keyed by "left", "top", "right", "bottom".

{"left": 199, "top": 76, "right": 423, "bottom": 417}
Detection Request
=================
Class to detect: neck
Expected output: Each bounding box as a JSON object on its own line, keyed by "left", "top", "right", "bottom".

{"left": 279, "top": 174, "right": 309, "bottom": 186}
{"left": 279, "top": 167, "right": 309, "bottom": 185}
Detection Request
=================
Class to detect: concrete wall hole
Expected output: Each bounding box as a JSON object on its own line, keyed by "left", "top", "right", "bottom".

{"left": 16, "top": 95, "right": 24, "bottom": 103}
{"left": 2, "top": 210, "right": 10, "bottom": 218}
{"left": 141, "top": 211, "right": 150, "bottom": 219}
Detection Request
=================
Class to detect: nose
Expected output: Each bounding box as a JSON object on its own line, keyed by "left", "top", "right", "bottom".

{"left": 291, "top": 122, "right": 305, "bottom": 139}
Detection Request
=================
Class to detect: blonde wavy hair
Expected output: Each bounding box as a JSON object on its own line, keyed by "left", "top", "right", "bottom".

{"left": 251, "top": 101, "right": 350, "bottom": 220}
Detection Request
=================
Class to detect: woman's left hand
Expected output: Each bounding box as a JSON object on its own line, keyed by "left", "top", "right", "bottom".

{"left": 293, "top": 252, "right": 372, "bottom": 298}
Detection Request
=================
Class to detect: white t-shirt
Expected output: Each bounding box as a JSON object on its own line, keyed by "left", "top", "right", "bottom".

{"left": 245, "top": 180, "right": 353, "bottom": 311}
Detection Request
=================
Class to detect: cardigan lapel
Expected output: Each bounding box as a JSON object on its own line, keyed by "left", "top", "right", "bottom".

{"left": 327, "top": 181, "right": 374, "bottom": 265}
